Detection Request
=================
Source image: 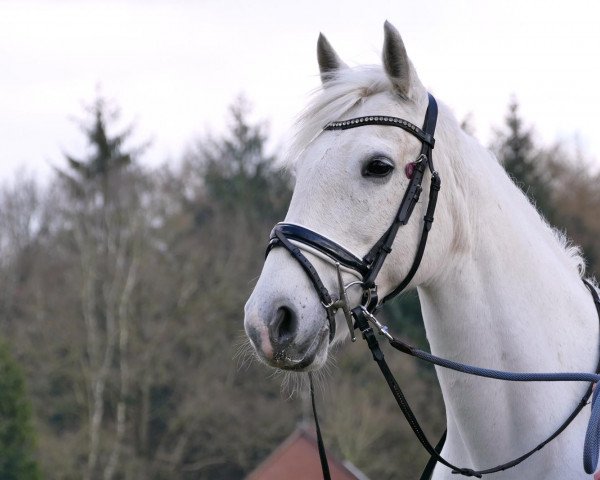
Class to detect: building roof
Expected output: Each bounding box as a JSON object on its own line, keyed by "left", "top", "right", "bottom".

{"left": 246, "top": 426, "right": 370, "bottom": 480}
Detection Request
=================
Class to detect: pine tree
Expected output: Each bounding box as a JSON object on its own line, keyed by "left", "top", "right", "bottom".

{"left": 0, "top": 340, "right": 41, "bottom": 480}
{"left": 57, "top": 96, "right": 143, "bottom": 208}
{"left": 199, "top": 97, "right": 291, "bottom": 219}
{"left": 493, "top": 98, "right": 554, "bottom": 219}
{"left": 56, "top": 96, "right": 145, "bottom": 480}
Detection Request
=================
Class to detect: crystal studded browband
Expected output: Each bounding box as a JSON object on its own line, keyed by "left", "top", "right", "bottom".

{"left": 324, "top": 115, "right": 435, "bottom": 148}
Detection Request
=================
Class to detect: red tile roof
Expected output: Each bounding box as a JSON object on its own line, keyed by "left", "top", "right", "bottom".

{"left": 246, "top": 426, "right": 369, "bottom": 480}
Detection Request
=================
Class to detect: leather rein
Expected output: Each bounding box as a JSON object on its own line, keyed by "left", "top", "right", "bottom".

{"left": 265, "top": 93, "right": 600, "bottom": 478}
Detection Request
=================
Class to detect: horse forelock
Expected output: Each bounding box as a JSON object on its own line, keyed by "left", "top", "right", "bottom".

{"left": 285, "top": 65, "right": 413, "bottom": 167}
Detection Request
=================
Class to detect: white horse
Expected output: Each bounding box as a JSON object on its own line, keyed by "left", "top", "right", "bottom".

{"left": 244, "top": 21, "right": 599, "bottom": 479}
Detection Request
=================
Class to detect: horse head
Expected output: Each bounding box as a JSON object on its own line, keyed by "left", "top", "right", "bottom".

{"left": 244, "top": 22, "right": 459, "bottom": 371}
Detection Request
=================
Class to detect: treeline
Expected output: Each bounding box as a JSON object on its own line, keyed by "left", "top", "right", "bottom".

{"left": 0, "top": 95, "right": 598, "bottom": 480}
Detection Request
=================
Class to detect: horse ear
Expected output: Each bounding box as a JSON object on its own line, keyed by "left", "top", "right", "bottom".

{"left": 382, "top": 21, "right": 411, "bottom": 96}
{"left": 317, "top": 33, "right": 348, "bottom": 84}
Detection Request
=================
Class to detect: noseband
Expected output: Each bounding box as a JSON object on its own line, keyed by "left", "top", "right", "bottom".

{"left": 266, "top": 93, "right": 440, "bottom": 342}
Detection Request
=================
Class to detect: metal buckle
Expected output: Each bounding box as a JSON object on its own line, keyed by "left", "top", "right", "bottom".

{"left": 358, "top": 306, "right": 393, "bottom": 340}
{"left": 414, "top": 153, "right": 427, "bottom": 164}
{"left": 361, "top": 285, "right": 379, "bottom": 312}
{"left": 321, "top": 263, "right": 363, "bottom": 342}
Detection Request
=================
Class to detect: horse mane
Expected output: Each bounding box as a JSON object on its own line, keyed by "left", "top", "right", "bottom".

{"left": 549, "top": 224, "right": 586, "bottom": 277}
{"left": 285, "top": 63, "right": 588, "bottom": 280}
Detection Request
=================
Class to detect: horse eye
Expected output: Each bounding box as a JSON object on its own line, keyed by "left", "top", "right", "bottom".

{"left": 362, "top": 157, "right": 394, "bottom": 178}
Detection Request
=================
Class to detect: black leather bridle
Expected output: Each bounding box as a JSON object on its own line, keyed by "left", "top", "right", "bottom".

{"left": 261, "top": 92, "right": 600, "bottom": 478}
{"left": 266, "top": 93, "right": 440, "bottom": 342}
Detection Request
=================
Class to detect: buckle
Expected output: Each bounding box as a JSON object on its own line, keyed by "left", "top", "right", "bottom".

{"left": 361, "top": 286, "right": 379, "bottom": 312}
{"left": 322, "top": 263, "right": 363, "bottom": 342}
{"left": 355, "top": 306, "right": 393, "bottom": 341}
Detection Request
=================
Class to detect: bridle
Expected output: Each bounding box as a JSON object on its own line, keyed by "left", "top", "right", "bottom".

{"left": 263, "top": 93, "right": 600, "bottom": 478}
{"left": 267, "top": 93, "right": 440, "bottom": 342}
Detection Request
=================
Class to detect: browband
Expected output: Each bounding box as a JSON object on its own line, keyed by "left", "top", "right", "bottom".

{"left": 325, "top": 115, "right": 435, "bottom": 148}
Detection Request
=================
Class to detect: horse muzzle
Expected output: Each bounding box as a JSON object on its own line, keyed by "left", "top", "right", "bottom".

{"left": 244, "top": 286, "right": 331, "bottom": 371}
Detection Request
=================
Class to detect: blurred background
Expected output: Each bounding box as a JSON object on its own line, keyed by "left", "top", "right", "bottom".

{"left": 1, "top": 1, "right": 599, "bottom": 479}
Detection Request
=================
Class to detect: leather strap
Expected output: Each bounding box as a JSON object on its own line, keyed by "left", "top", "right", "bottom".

{"left": 420, "top": 431, "right": 447, "bottom": 480}
{"left": 268, "top": 224, "right": 368, "bottom": 277}
{"left": 356, "top": 94, "right": 439, "bottom": 295}
{"left": 352, "top": 306, "right": 483, "bottom": 478}
{"left": 272, "top": 229, "right": 336, "bottom": 342}
{"left": 379, "top": 171, "right": 441, "bottom": 304}
{"left": 309, "top": 372, "right": 331, "bottom": 480}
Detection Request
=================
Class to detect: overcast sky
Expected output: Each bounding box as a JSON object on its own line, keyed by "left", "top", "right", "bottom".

{"left": 2, "top": 0, "right": 599, "bottom": 182}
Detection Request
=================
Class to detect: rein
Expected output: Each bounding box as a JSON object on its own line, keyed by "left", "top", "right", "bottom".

{"left": 350, "top": 284, "right": 600, "bottom": 478}
{"left": 265, "top": 93, "right": 600, "bottom": 477}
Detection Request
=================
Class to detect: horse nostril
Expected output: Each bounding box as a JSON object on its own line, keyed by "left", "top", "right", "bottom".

{"left": 269, "top": 306, "right": 298, "bottom": 348}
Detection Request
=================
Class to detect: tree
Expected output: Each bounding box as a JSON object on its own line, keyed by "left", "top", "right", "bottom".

{"left": 0, "top": 340, "right": 41, "bottom": 480}
{"left": 541, "top": 145, "right": 600, "bottom": 277}
{"left": 194, "top": 96, "right": 291, "bottom": 219}
{"left": 58, "top": 96, "right": 147, "bottom": 480}
{"left": 58, "top": 96, "right": 136, "bottom": 197}
{"left": 0, "top": 93, "right": 489, "bottom": 479}
{"left": 146, "top": 97, "right": 297, "bottom": 479}
{"left": 492, "top": 97, "right": 554, "bottom": 219}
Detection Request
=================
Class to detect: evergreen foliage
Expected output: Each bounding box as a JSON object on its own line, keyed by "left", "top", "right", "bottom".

{"left": 57, "top": 97, "right": 141, "bottom": 203}
{"left": 200, "top": 97, "right": 291, "bottom": 219}
{"left": 493, "top": 98, "right": 554, "bottom": 219}
{"left": 0, "top": 341, "right": 41, "bottom": 480}
{"left": 66, "top": 100, "right": 132, "bottom": 180}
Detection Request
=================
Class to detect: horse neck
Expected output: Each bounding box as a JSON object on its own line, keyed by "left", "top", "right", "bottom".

{"left": 419, "top": 132, "right": 596, "bottom": 367}
{"left": 416, "top": 128, "right": 599, "bottom": 469}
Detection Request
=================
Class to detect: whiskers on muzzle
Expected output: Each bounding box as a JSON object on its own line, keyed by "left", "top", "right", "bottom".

{"left": 234, "top": 331, "right": 259, "bottom": 371}
{"left": 273, "top": 351, "right": 337, "bottom": 399}
{"left": 237, "top": 328, "right": 338, "bottom": 398}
